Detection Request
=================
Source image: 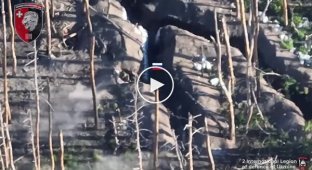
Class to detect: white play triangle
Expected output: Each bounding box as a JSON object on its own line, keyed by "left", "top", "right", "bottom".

{"left": 150, "top": 78, "right": 165, "bottom": 92}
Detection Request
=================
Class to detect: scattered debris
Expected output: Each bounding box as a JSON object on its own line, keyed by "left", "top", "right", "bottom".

{"left": 259, "top": 11, "right": 269, "bottom": 23}
{"left": 209, "top": 77, "right": 219, "bottom": 86}
{"left": 297, "top": 51, "right": 312, "bottom": 66}
{"left": 192, "top": 55, "right": 213, "bottom": 71}
{"left": 298, "top": 17, "right": 310, "bottom": 29}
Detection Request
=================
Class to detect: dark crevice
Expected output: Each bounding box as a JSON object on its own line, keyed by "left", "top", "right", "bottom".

{"left": 269, "top": 76, "right": 312, "bottom": 120}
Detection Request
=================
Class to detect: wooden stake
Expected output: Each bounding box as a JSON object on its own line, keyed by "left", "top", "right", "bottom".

{"left": 59, "top": 130, "right": 64, "bottom": 170}
{"left": 7, "top": 0, "right": 17, "bottom": 75}
{"left": 153, "top": 89, "right": 159, "bottom": 169}
{"left": 47, "top": 79, "right": 55, "bottom": 170}
{"left": 205, "top": 118, "right": 215, "bottom": 170}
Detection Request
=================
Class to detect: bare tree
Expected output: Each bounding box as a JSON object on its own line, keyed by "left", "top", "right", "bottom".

{"left": 107, "top": 0, "right": 111, "bottom": 18}
{"left": 5, "top": 122, "right": 15, "bottom": 170}
{"left": 205, "top": 118, "right": 215, "bottom": 170}
{"left": 283, "top": 0, "right": 288, "bottom": 26}
{"left": 245, "top": 0, "right": 265, "bottom": 131}
{"left": 1, "top": 0, "right": 12, "bottom": 124}
{"left": 213, "top": 10, "right": 235, "bottom": 141}
{"left": 221, "top": 17, "right": 236, "bottom": 94}
{"left": 153, "top": 89, "right": 160, "bottom": 169}
{"left": 111, "top": 116, "right": 120, "bottom": 154}
{"left": 47, "top": 79, "right": 55, "bottom": 170}
{"left": 33, "top": 40, "right": 41, "bottom": 170}
{"left": 248, "top": 0, "right": 253, "bottom": 26}
{"left": 187, "top": 113, "right": 193, "bottom": 170}
{"left": 0, "top": 105, "right": 9, "bottom": 169}
{"left": 6, "top": 0, "right": 17, "bottom": 75}
{"left": 238, "top": 0, "right": 253, "bottom": 119}
{"left": 262, "top": 0, "right": 272, "bottom": 19}
{"left": 45, "top": 0, "right": 52, "bottom": 57}
{"left": 83, "top": 0, "right": 99, "bottom": 129}
{"left": 0, "top": 146, "right": 4, "bottom": 169}
{"left": 252, "top": 0, "right": 261, "bottom": 98}
{"left": 29, "top": 110, "right": 38, "bottom": 170}
{"left": 235, "top": 0, "right": 241, "bottom": 19}
{"left": 50, "top": 0, "right": 55, "bottom": 18}
{"left": 133, "top": 80, "right": 143, "bottom": 170}
{"left": 59, "top": 130, "right": 64, "bottom": 170}
{"left": 172, "top": 130, "right": 184, "bottom": 170}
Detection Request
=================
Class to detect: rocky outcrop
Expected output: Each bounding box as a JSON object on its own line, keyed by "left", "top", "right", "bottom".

{"left": 259, "top": 25, "right": 312, "bottom": 87}
{"left": 0, "top": 0, "right": 175, "bottom": 156}
{"left": 123, "top": 0, "right": 312, "bottom": 87}
{"left": 154, "top": 25, "right": 305, "bottom": 148}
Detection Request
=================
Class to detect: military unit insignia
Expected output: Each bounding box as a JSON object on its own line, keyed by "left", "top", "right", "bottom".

{"left": 14, "top": 3, "right": 43, "bottom": 43}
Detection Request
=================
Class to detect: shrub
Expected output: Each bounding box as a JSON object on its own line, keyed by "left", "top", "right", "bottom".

{"left": 280, "top": 38, "right": 294, "bottom": 50}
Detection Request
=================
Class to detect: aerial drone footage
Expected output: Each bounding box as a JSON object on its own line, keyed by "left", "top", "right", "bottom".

{"left": 0, "top": 0, "right": 312, "bottom": 169}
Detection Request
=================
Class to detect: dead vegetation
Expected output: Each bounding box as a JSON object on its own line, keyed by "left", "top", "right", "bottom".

{"left": 0, "top": 0, "right": 310, "bottom": 169}
{"left": 153, "top": 89, "right": 160, "bottom": 169}
{"left": 83, "top": 0, "right": 99, "bottom": 130}
{"left": 6, "top": 0, "right": 16, "bottom": 75}
{"left": 1, "top": 0, "right": 11, "bottom": 125}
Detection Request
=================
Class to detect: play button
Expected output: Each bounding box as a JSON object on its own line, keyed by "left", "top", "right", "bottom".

{"left": 137, "top": 66, "right": 174, "bottom": 104}
{"left": 150, "top": 78, "right": 164, "bottom": 92}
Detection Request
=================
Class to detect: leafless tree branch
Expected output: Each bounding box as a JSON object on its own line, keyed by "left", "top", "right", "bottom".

{"left": 7, "top": 0, "right": 17, "bottom": 75}
{"left": 33, "top": 40, "right": 41, "bottom": 170}
{"left": 213, "top": 9, "right": 235, "bottom": 141}
{"left": 187, "top": 113, "right": 193, "bottom": 170}
{"left": 47, "top": 79, "right": 55, "bottom": 170}
{"left": 2, "top": 0, "right": 12, "bottom": 124}
{"left": 205, "top": 118, "right": 215, "bottom": 170}
{"left": 153, "top": 89, "right": 160, "bottom": 169}
{"left": 59, "top": 130, "right": 64, "bottom": 170}
{"left": 83, "top": 0, "right": 98, "bottom": 129}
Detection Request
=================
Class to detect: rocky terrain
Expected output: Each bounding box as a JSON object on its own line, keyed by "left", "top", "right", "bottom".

{"left": 0, "top": 0, "right": 312, "bottom": 169}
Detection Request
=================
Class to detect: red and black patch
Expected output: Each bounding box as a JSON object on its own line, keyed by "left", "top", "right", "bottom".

{"left": 14, "top": 3, "right": 43, "bottom": 43}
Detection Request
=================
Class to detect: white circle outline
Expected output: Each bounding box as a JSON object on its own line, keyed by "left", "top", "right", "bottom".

{"left": 136, "top": 66, "right": 175, "bottom": 104}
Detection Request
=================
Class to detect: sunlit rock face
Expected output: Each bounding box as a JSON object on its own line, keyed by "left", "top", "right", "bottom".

{"left": 154, "top": 25, "right": 305, "bottom": 146}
